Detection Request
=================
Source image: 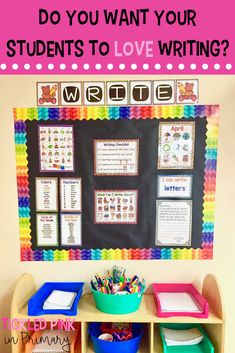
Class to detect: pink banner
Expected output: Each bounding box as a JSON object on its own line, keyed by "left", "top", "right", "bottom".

{"left": 0, "top": 0, "right": 233, "bottom": 74}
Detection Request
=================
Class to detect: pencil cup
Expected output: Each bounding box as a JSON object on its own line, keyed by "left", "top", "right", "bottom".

{"left": 92, "top": 288, "right": 145, "bottom": 314}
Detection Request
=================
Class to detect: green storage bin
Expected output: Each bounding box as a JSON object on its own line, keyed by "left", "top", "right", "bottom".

{"left": 160, "top": 324, "right": 214, "bottom": 353}
{"left": 92, "top": 288, "right": 145, "bottom": 314}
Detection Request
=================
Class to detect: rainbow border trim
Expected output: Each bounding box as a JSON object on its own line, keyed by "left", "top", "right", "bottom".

{"left": 14, "top": 105, "right": 219, "bottom": 261}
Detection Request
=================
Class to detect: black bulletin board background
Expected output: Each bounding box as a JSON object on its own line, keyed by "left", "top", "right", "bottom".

{"left": 26, "top": 118, "right": 207, "bottom": 250}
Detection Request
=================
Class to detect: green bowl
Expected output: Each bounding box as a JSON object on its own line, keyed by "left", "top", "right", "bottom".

{"left": 92, "top": 288, "right": 145, "bottom": 314}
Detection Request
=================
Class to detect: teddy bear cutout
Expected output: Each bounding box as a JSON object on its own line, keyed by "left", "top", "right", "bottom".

{"left": 38, "top": 85, "right": 57, "bottom": 105}
{"left": 177, "top": 82, "right": 197, "bottom": 102}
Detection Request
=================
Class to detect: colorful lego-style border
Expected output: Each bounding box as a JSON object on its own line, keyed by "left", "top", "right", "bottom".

{"left": 14, "top": 105, "right": 219, "bottom": 261}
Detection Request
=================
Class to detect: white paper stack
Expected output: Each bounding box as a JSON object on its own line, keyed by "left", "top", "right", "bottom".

{"left": 162, "top": 327, "right": 204, "bottom": 346}
{"left": 32, "top": 330, "right": 76, "bottom": 353}
{"left": 158, "top": 292, "right": 201, "bottom": 312}
{"left": 43, "top": 290, "right": 77, "bottom": 310}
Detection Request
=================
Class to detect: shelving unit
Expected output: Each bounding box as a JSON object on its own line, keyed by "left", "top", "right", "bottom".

{"left": 11, "top": 273, "right": 225, "bottom": 353}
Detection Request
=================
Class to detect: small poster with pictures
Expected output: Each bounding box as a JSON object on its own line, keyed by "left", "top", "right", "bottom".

{"left": 158, "top": 122, "right": 195, "bottom": 169}
{"left": 35, "top": 177, "right": 58, "bottom": 212}
{"left": 95, "top": 190, "right": 138, "bottom": 224}
{"left": 61, "top": 214, "right": 82, "bottom": 246}
{"left": 38, "top": 125, "right": 74, "bottom": 172}
{"left": 36, "top": 214, "right": 58, "bottom": 246}
{"left": 60, "top": 178, "right": 82, "bottom": 212}
{"left": 156, "top": 200, "right": 192, "bottom": 246}
{"left": 94, "top": 139, "right": 139, "bottom": 176}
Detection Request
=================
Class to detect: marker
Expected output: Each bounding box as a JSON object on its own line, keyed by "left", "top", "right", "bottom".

{"left": 130, "top": 275, "right": 138, "bottom": 284}
{"left": 91, "top": 280, "right": 97, "bottom": 291}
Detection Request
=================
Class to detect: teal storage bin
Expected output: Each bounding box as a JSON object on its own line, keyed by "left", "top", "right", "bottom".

{"left": 160, "top": 324, "right": 214, "bottom": 353}
{"left": 92, "top": 288, "right": 145, "bottom": 314}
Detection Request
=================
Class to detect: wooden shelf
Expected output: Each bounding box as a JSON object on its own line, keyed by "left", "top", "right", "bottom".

{"left": 17, "top": 293, "right": 223, "bottom": 324}
{"left": 11, "top": 273, "right": 225, "bottom": 353}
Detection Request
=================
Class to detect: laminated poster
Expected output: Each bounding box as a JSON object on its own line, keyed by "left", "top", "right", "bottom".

{"left": 60, "top": 178, "right": 82, "bottom": 212}
{"left": 61, "top": 214, "right": 82, "bottom": 246}
{"left": 36, "top": 214, "right": 58, "bottom": 246}
{"left": 156, "top": 200, "right": 192, "bottom": 246}
{"left": 38, "top": 125, "right": 74, "bottom": 172}
{"left": 95, "top": 190, "right": 138, "bottom": 224}
{"left": 158, "top": 122, "right": 195, "bottom": 169}
{"left": 94, "top": 139, "right": 139, "bottom": 176}
{"left": 35, "top": 177, "right": 58, "bottom": 212}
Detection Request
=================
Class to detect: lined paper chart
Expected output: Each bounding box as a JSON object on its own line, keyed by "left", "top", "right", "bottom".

{"left": 156, "top": 200, "right": 192, "bottom": 246}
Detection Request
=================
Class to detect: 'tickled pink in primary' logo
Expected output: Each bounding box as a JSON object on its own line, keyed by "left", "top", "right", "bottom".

{"left": 1, "top": 317, "right": 76, "bottom": 331}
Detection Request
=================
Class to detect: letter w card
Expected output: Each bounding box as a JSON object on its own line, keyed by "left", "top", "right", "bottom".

{"left": 60, "top": 82, "right": 82, "bottom": 105}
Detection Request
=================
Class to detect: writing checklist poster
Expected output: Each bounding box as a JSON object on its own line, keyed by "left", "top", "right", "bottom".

{"left": 94, "top": 139, "right": 139, "bottom": 175}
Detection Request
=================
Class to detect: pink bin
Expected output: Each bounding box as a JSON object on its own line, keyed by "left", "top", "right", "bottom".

{"left": 153, "top": 283, "right": 209, "bottom": 318}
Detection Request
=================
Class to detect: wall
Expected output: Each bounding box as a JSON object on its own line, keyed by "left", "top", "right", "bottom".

{"left": 0, "top": 75, "right": 234, "bottom": 352}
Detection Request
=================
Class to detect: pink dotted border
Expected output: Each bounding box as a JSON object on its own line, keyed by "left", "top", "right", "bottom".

{"left": 0, "top": 62, "right": 233, "bottom": 72}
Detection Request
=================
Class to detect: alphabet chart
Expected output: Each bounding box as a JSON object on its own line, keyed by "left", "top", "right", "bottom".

{"left": 38, "top": 125, "right": 74, "bottom": 171}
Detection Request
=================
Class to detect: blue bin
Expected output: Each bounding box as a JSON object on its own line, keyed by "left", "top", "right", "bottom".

{"left": 28, "top": 282, "right": 84, "bottom": 316}
{"left": 89, "top": 322, "right": 143, "bottom": 353}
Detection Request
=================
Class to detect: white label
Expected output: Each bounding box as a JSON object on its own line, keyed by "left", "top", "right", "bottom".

{"left": 157, "top": 175, "right": 192, "bottom": 198}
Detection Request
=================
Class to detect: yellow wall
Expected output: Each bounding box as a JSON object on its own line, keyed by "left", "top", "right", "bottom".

{"left": 0, "top": 75, "right": 235, "bottom": 352}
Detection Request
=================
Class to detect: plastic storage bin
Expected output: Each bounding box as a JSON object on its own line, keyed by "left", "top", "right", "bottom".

{"left": 160, "top": 323, "right": 214, "bottom": 353}
{"left": 89, "top": 322, "right": 143, "bottom": 353}
{"left": 28, "top": 282, "right": 84, "bottom": 316}
{"left": 153, "top": 283, "right": 209, "bottom": 318}
{"left": 92, "top": 288, "right": 145, "bottom": 314}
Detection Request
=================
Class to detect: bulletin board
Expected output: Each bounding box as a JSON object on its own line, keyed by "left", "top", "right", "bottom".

{"left": 14, "top": 105, "right": 219, "bottom": 261}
